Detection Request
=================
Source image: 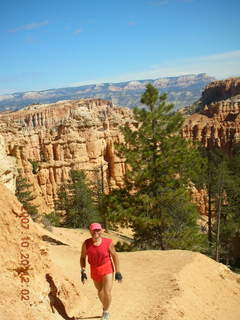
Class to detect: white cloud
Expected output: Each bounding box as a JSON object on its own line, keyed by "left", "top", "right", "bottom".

{"left": 75, "top": 29, "right": 82, "bottom": 35}
{"left": 117, "top": 50, "right": 240, "bottom": 81}
{"left": 1, "top": 50, "right": 238, "bottom": 95}
{"left": 8, "top": 20, "right": 49, "bottom": 33}
{"left": 149, "top": 0, "right": 169, "bottom": 5}
{"left": 195, "top": 50, "right": 240, "bottom": 62}
{"left": 68, "top": 50, "right": 240, "bottom": 87}
{"left": 23, "top": 91, "right": 57, "bottom": 99}
{"left": 0, "top": 95, "right": 15, "bottom": 102}
{"left": 149, "top": 0, "right": 193, "bottom": 6}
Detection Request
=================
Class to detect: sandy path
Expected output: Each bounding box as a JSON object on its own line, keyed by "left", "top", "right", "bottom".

{"left": 42, "top": 227, "right": 240, "bottom": 320}
{"left": 48, "top": 247, "right": 190, "bottom": 320}
{"left": 2, "top": 183, "right": 240, "bottom": 320}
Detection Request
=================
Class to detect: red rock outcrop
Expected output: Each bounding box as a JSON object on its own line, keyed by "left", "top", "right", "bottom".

{"left": 201, "top": 78, "right": 240, "bottom": 105}
{"left": 182, "top": 79, "right": 240, "bottom": 151}
{"left": 0, "top": 99, "right": 133, "bottom": 212}
{"left": 182, "top": 78, "right": 240, "bottom": 215}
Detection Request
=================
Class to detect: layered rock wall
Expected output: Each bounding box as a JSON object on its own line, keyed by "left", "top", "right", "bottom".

{"left": 182, "top": 78, "right": 240, "bottom": 215}
{"left": 201, "top": 78, "right": 240, "bottom": 105}
{"left": 182, "top": 79, "right": 240, "bottom": 151}
{"left": 0, "top": 99, "right": 133, "bottom": 212}
{"left": 1, "top": 79, "right": 240, "bottom": 216}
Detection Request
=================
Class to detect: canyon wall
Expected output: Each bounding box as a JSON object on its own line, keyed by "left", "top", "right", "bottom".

{"left": 201, "top": 78, "right": 240, "bottom": 105}
{"left": 0, "top": 99, "right": 133, "bottom": 212}
{"left": 182, "top": 78, "right": 240, "bottom": 215}
{"left": 0, "top": 78, "right": 240, "bottom": 215}
{"left": 182, "top": 78, "right": 240, "bottom": 151}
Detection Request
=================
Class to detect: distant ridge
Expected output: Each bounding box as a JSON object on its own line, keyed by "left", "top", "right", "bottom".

{"left": 0, "top": 73, "right": 215, "bottom": 112}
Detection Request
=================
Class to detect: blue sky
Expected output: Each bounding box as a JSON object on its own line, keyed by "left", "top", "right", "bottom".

{"left": 0, "top": 0, "right": 240, "bottom": 95}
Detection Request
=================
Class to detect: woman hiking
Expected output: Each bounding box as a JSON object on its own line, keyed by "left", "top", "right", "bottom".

{"left": 80, "top": 223, "right": 123, "bottom": 320}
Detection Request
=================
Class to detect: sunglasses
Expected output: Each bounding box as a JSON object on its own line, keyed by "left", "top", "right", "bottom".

{"left": 92, "top": 229, "right": 101, "bottom": 232}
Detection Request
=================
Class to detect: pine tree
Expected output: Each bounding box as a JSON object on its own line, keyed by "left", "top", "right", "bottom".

{"left": 54, "top": 170, "right": 98, "bottom": 228}
{"left": 197, "top": 147, "right": 225, "bottom": 248}
{"left": 109, "top": 84, "right": 206, "bottom": 250}
{"left": 15, "top": 173, "right": 39, "bottom": 219}
{"left": 199, "top": 146, "right": 240, "bottom": 265}
{"left": 91, "top": 163, "right": 109, "bottom": 231}
{"left": 215, "top": 148, "right": 240, "bottom": 265}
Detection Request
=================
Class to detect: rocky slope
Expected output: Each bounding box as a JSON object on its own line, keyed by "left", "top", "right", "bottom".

{"left": 0, "top": 73, "right": 214, "bottom": 112}
{"left": 0, "top": 133, "right": 17, "bottom": 192}
{"left": 0, "top": 183, "right": 81, "bottom": 320}
{"left": 0, "top": 98, "right": 133, "bottom": 212}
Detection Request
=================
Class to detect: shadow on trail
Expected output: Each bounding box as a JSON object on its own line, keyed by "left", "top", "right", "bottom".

{"left": 77, "top": 317, "right": 101, "bottom": 319}
{"left": 46, "top": 273, "right": 75, "bottom": 320}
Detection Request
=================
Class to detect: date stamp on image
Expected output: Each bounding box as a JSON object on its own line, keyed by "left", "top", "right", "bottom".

{"left": 19, "top": 210, "right": 31, "bottom": 301}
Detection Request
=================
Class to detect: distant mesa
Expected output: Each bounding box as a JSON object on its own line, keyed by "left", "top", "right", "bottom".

{"left": 0, "top": 73, "right": 215, "bottom": 112}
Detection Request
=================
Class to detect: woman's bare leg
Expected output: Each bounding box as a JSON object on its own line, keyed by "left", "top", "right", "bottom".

{"left": 102, "top": 273, "right": 113, "bottom": 312}
{"left": 93, "top": 279, "right": 104, "bottom": 305}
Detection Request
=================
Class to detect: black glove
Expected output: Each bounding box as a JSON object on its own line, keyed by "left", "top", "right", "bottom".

{"left": 81, "top": 270, "right": 87, "bottom": 283}
{"left": 115, "top": 272, "right": 123, "bottom": 281}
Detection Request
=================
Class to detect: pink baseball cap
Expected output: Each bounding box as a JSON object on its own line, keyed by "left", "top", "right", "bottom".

{"left": 89, "top": 223, "right": 102, "bottom": 231}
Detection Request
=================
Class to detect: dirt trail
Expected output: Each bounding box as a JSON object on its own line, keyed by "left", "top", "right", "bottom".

{"left": 49, "top": 246, "right": 192, "bottom": 320}
{"left": 46, "top": 228, "right": 240, "bottom": 320}
{"left": 1, "top": 184, "right": 240, "bottom": 320}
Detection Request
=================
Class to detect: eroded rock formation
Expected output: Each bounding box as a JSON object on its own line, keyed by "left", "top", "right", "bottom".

{"left": 182, "top": 78, "right": 240, "bottom": 151}
{"left": 182, "top": 78, "right": 240, "bottom": 215}
{"left": 1, "top": 79, "right": 240, "bottom": 216}
{"left": 0, "top": 99, "right": 133, "bottom": 212}
{"left": 201, "top": 78, "right": 240, "bottom": 105}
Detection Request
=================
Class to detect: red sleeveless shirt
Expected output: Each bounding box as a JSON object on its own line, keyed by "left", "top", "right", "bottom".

{"left": 85, "top": 237, "right": 112, "bottom": 267}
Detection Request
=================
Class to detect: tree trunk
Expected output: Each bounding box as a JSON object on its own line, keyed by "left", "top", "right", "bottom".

{"left": 100, "top": 163, "right": 108, "bottom": 232}
{"left": 208, "top": 183, "right": 213, "bottom": 246}
{"left": 215, "top": 164, "right": 224, "bottom": 262}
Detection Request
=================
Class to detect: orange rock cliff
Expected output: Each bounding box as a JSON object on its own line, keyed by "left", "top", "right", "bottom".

{"left": 0, "top": 98, "right": 134, "bottom": 213}
{"left": 0, "top": 78, "right": 240, "bottom": 215}
{"left": 182, "top": 78, "right": 240, "bottom": 150}
{"left": 182, "top": 78, "right": 240, "bottom": 215}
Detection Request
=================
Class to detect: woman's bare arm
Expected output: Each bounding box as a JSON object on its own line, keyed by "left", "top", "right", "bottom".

{"left": 109, "top": 242, "right": 120, "bottom": 273}
{"left": 80, "top": 242, "right": 86, "bottom": 271}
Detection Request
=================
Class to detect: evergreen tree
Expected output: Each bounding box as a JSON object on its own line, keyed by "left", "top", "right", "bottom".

{"left": 54, "top": 169, "right": 98, "bottom": 228}
{"left": 199, "top": 146, "right": 240, "bottom": 265}
{"left": 215, "top": 148, "right": 240, "bottom": 264}
{"left": 197, "top": 147, "right": 225, "bottom": 248}
{"left": 108, "top": 84, "right": 206, "bottom": 250}
{"left": 91, "top": 163, "right": 109, "bottom": 231}
{"left": 15, "top": 173, "right": 39, "bottom": 219}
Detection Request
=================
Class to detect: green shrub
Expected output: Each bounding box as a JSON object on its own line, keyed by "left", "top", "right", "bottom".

{"left": 28, "top": 159, "right": 39, "bottom": 174}
{"left": 115, "top": 241, "right": 134, "bottom": 252}
{"left": 43, "top": 212, "right": 61, "bottom": 228}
